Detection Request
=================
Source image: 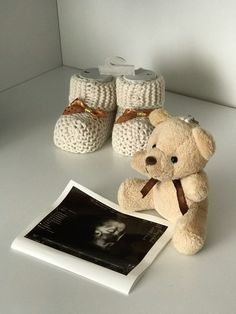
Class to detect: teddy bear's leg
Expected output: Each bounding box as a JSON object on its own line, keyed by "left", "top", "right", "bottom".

{"left": 173, "top": 199, "right": 208, "bottom": 255}
{"left": 118, "top": 178, "right": 154, "bottom": 212}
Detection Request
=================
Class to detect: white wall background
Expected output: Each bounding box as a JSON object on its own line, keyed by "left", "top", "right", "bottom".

{"left": 57, "top": 0, "right": 236, "bottom": 108}
{"left": 1, "top": 0, "right": 236, "bottom": 108}
{"left": 0, "top": 0, "right": 62, "bottom": 92}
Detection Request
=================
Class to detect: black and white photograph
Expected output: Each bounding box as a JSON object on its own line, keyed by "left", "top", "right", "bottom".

{"left": 25, "top": 186, "right": 168, "bottom": 275}
{"left": 11, "top": 181, "right": 173, "bottom": 294}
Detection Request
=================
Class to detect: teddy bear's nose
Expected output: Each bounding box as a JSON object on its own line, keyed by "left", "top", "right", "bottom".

{"left": 145, "top": 156, "right": 157, "bottom": 165}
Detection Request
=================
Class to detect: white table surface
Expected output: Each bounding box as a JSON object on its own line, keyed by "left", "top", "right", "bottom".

{"left": 0, "top": 67, "right": 235, "bottom": 314}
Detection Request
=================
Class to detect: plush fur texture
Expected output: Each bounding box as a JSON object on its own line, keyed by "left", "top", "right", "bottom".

{"left": 118, "top": 108, "right": 215, "bottom": 255}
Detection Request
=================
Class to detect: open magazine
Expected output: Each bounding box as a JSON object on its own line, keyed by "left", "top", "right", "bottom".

{"left": 11, "top": 180, "right": 173, "bottom": 294}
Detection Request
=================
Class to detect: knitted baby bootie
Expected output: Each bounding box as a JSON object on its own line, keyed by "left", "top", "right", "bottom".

{"left": 112, "top": 69, "right": 165, "bottom": 156}
{"left": 54, "top": 68, "right": 116, "bottom": 153}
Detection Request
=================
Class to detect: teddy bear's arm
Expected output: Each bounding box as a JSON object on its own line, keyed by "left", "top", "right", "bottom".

{"left": 118, "top": 178, "right": 154, "bottom": 212}
{"left": 181, "top": 171, "right": 209, "bottom": 203}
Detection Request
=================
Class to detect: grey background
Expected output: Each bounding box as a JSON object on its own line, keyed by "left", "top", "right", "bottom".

{"left": 57, "top": 0, "right": 236, "bottom": 107}
{"left": 0, "top": 0, "right": 62, "bottom": 92}
{"left": 1, "top": 1, "right": 236, "bottom": 106}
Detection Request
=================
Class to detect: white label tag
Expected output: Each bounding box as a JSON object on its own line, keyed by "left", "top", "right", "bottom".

{"left": 98, "top": 56, "right": 135, "bottom": 76}
{"left": 124, "top": 68, "right": 157, "bottom": 81}
{"left": 78, "top": 68, "right": 113, "bottom": 82}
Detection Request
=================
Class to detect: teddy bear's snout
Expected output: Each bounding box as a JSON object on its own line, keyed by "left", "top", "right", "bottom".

{"left": 145, "top": 156, "right": 157, "bottom": 165}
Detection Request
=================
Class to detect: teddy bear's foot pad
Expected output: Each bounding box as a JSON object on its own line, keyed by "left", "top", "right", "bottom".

{"left": 173, "top": 229, "right": 205, "bottom": 255}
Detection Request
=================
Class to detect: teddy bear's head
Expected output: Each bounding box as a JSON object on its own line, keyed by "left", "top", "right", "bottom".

{"left": 132, "top": 109, "right": 215, "bottom": 181}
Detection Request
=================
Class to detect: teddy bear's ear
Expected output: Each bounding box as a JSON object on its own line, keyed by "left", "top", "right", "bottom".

{"left": 149, "top": 108, "right": 170, "bottom": 127}
{"left": 131, "top": 150, "right": 148, "bottom": 176}
{"left": 192, "top": 127, "right": 216, "bottom": 160}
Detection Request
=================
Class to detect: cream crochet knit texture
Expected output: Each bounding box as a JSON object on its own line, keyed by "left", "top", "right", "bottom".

{"left": 112, "top": 75, "right": 165, "bottom": 156}
{"left": 116, "top": 75, "right": 165, "bottom": 108}
{"left": 54, "top": 74, "right": 116, "bottom": 153}
{"left": 69, "top": 74, "right": 116, "bottom": 110}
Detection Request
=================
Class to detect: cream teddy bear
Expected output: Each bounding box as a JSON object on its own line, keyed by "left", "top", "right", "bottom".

{"left": 118, "top": 108, "right": 215, "bottom": 255}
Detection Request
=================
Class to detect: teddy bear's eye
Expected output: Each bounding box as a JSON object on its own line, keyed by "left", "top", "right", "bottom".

{"left": 171, "top": 156, "right": 178, "bottom": 163}
{"left": 152, "top": 144, "right": 156, "bottom": 148}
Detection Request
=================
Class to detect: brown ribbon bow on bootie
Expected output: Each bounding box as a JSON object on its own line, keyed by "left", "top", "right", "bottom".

{"left": 115, "top": 108, "right": 154, "bottom": 124}
{"left": 63, "top": 98, "right": 106, "bottom": 118}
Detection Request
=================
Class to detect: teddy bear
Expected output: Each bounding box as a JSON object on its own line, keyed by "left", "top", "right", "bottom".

{"left": 118, "top": 108, "right": 215, "bottom": 255}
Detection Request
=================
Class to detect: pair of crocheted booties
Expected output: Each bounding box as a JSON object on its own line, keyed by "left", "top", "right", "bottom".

{"left": 54, "top": 68, "right": 165, "bottom": 155}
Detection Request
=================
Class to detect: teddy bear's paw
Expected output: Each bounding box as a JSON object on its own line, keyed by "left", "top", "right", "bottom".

{"left": 118, "top": 180, "right": 129, "bottom": 210}
{"left": 173, "top": 229, "right": 205, "bottom": 255}
{"left": 118, "top": 178, "right": 152, "bottom": 212}
{"left": 118, "top": 179, "right": 139, "bottom": 212}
